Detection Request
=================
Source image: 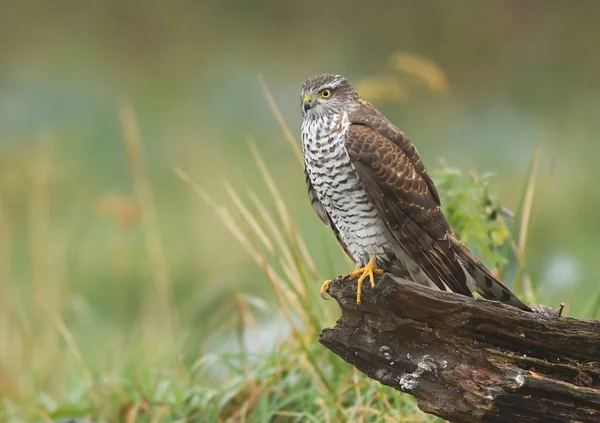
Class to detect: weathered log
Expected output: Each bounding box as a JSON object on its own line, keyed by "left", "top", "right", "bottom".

{"left": 319, "top": 274, "right": 600, "bottom": 423}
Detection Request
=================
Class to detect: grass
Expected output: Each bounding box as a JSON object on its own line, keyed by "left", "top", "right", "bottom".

{"left": 0, "top": 62, "right": 582, "bottom": 422}
{"left": 0, "top": 99, "right": 441, "bottom": 422}
{"left": 173, "top": 136, "right": 443, "bottom": 422}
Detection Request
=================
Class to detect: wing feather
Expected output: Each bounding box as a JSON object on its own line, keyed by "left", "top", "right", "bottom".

{"left": 344, "top": 121, "right": 471, "bottom": 296}
{"left": 351, "top": 108, "right": 441, "bottom": 205}
{"left": 345, "top": 109, "right": 530, "bottom": 311}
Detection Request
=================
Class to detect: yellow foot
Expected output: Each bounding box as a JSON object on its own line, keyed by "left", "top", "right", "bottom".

{"left": 319, "top": 256, "right": 385, "bottom": 304}
{"left": 346, "top": 256, "right": 384, "bottom": 305}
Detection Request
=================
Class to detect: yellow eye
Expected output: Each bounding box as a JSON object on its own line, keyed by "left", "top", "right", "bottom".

{"left": 320, "top": 89, "right": 332, "bottom": 99}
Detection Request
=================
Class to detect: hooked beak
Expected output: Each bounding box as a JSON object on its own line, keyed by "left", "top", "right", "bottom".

{"left": 303, "top": 94, "right": 313, "bottom": 112}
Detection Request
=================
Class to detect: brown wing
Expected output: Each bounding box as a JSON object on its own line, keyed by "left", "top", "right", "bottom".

{"left": 304, "top": 168, "right": 353, "bottom": 260}
{"left": 351, "top": 103, "right": 441, "bottom": 205}
{"left": 345, "top": 118, "right": 472, "bottom": 296}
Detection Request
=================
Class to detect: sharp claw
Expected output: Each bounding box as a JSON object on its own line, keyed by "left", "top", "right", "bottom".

{"left": 320, "top": 256, "right": 384, "bottom": 305}
{"left": 320, "top": 279, "right": 332, "bottom": 300}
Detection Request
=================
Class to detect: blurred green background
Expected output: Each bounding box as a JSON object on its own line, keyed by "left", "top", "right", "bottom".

{"left": 1, "top": 0, "right": 600, "bottom": 412}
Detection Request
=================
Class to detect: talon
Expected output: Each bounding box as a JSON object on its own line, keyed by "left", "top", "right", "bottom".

{"left": 319, "top": 256, "right": 384, "bottom": 304}
{"left": 346, "top": 255, "right": 384, "bottom": 305}
{"left": 320, "top": 279, "right": 332, "bottom": 300}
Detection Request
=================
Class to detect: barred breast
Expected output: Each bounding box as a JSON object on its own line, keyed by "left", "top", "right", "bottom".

{"left": 301, "top": 112, "right": 396, "bottom": 266}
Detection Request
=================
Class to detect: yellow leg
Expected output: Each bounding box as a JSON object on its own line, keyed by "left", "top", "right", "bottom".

{"left": 319, "top": 256, "right": 384, "bottom": 304}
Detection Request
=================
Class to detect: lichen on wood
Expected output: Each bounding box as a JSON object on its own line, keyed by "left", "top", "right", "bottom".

{"left": 319, "top": 274, "right": 600, "bottom": 423}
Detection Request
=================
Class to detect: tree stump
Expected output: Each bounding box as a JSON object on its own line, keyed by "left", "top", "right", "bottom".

{"left": 319, "top": 274, "right": 600, "bottom": 423}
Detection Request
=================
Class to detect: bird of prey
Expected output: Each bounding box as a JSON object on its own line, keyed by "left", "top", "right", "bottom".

{"left": 300, "top": 74, "right": 531, "bottom": 312}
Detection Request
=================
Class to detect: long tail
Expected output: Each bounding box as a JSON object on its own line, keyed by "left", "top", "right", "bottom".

{"left": 450, "top": 236, "right": 532, "bottom": 312}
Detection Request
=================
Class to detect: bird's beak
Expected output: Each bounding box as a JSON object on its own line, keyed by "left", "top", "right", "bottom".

{"left": 303, "top": 94, "right": 313, "bottom": 112}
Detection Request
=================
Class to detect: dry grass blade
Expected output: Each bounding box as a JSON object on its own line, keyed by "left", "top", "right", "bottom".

{"left": 226, "top": 382, "right": 264, "bottom": 422}
{"left": 345, "top": 406, "right": 382, "bottom": 417}
{"left": 0, "top": 188, "right": 12, "bottom": 288}
{"left": 248, "top": 138, "right": 294, "bottom": 236}
{"left": 234, "top": 294, "right": 257, "bottom": 358}
{"left": 42, "top": 303, "right": 94, "bottom": 394}
{"left": 228, "top": 188, "right": 307, "bottom": 305}
{"left": 247, "top": 190, "right": 300, "bottom": 280}
{"left": 315, "top": 397, "right": 332, "bottom": 423}
{"left": 175, "top": 166, "right": 338, "bottom": 397}
{"left": 518, "top": 143, "right": 540, "bottom": 259}
{"left": 245, "top": 139, "right": 323, "bottom": 313}
{"left": 224, "top": 182, "right": 275, "bottom": 254}
{"left": 175, "top": 169, "right": 267, "bottom": 269}
{"left": 120, "top": 103, "right": 174, "bottom": 341}
{"left": 258, "top": 75, "right": 303, "bottom": 164}
{"left": 513, "top": 143, "right": 540, "bottom": 300}
{"left": 0, "top": 188, "right": 13, "bottom": 332}
{"left": 353, "top": 367, "right": 364, "bottom": 409}
{"left": 28, "top": 138, "right": 52, "bottom": 308}
{"left": 244, "top": 189, "right": 331, "bottom": 329}
{"left": 35, "top": 409, "right": 55, "bottom": 423}
{"left": 149, "top": 405, "right": 170, "bottom": 423}
{"left": 246, "top": 189, "right": 320, "bottom": 304}
{"left": 390, "top": 51, "right": 448, "bottom": 93}
{"left": 293, "top": 231, "right": 320, "bottom": 280}
{"left": 354, "top": 76, "right": 407, "bottom": 102}
{"left": 174, "top": 168, "right": 306, "bottom": 329}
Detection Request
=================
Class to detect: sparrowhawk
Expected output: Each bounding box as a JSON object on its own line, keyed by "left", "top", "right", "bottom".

{"left": 300, "top": 74, "right": 530, "bottom": 312}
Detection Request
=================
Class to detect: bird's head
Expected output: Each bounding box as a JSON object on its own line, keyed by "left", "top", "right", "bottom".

{"left": 300, "top": 74, "right": 359, "bottom": 119}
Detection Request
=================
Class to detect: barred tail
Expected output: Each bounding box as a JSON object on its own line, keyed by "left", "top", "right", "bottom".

{"left": 450, "top": 236, "right": 532, "bottom": 312}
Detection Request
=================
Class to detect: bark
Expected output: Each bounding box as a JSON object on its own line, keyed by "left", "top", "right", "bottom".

{"left": 319, "top": 274, "right": 600, "bottom": 423}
